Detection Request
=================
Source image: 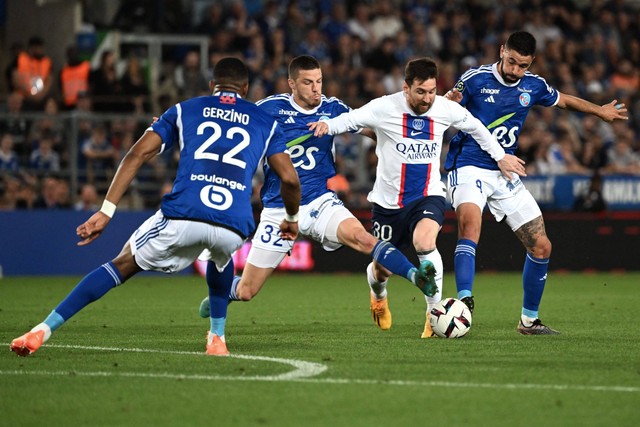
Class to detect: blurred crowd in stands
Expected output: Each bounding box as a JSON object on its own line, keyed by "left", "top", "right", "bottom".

{"left": 1, "top": 0, "right": 639, "bottom": 212}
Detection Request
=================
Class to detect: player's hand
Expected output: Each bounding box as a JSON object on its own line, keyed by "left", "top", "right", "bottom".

{"left": 279, "top": 219, "right": 299, "bottom": 241}
{"left": 445, "top": 88, "right": 462, "bottom": 103}
{"left": 601, "top": 100, "right": 628, "bottom": 123}
{"left": 76, "top": 212, "right": 111, "bottom": 246}
{"left": 497, "top": 154, "right": 526, "bottom": 180}
{"left": 307, "top": 121, "right": 329, "bottom": 137}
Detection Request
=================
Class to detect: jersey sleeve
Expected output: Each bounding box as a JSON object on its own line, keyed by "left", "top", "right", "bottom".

{"left": 454, "top": 76, "right": 471, "bottom": 107}
{"left": 535, "top": 77, "right": 559, "bottom": 107}
{"left": 326, "top": 98, "right": 380, "bottom": 135}
{"left": 149, "top": 104, "right": 179, "bottom": 154}
{"left": 264, "top": 121, "right": 288, "bottom": 158}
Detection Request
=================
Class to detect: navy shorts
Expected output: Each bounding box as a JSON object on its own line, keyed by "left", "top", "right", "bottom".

{"left": 371, "top": 196, "right": 447, "bottom": 250}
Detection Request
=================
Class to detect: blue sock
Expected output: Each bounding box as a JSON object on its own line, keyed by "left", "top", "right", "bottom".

{"left": 455, "top": 239, "right": 477, "bottom": 299}
{"left": 522, "top": 253, "right": 550, "bottom": 318}
{"left": 43, "top": 310, "right": 65, "bottom": 332}
{"left": 371, "top": 241, "right": 415, "bottom": 282}
{"left": 207, "top": 260, "right": 234, "bottom": 336}
{"left": 210, "top": 317, "right": 226, "bottom": 337}
{"left": 52, "top": 262, "right": 123, "bottom": 325}
{"left": 228, "top": 276, "right": 241, "bottom": 301}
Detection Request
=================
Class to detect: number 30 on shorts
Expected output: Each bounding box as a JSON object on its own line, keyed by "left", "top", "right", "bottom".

{"left": 372, "top": 221, "right": 392, "bottom": 242}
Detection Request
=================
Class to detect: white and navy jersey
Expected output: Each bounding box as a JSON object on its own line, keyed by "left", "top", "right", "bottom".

{"left": 257, "top": 93, "right": 351, "bottom": 208}
{"left": 150, "top": 92, "right": 287, "bottom": 238}
{"left": 445, "top": 62, "right": 559, "bottom": 171}
{"left": 325, "top": 91, "right": 504, "bottom": 209}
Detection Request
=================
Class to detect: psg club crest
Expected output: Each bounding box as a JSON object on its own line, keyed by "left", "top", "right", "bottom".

{"left": 519, "top": 92, "right": 531, "bottom": 107}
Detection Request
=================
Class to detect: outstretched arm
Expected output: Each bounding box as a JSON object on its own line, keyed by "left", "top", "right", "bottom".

{"left": 557, "top": 93, "right": 628, "bottom": 123}
{"left": 267, "top": 152, "right": 301, "bottom": 241}
{"left": 76, "top": 131, "right": 163, "bottom": 246}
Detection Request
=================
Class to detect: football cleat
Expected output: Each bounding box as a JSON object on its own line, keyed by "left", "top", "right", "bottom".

{"left": 415, "top": 260, "right": 438, "bottom": 297}
{"left": 10, "top": 330, "right": 46, "bottom": 357}
{"left": 206, "top": 332, "right": 229, "bottom": 356}
{"left": 461, "top": 296, "right": 475, "bottom": 315}
{"left": 199, "top": 296, "right": 210, "bottom": 318}
{"left": 517, "top": 319, "right": 560, "bottom": 335}
{"left": 421, "top": 311, "right": 438, "bottom": 339}
{"left": 370, "top": 293, "right": 392, "bottom": 330}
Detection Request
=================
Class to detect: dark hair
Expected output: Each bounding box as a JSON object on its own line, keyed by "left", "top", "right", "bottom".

{"left": 404, "top": 57, "right": 439, "bottom": 86}
{"left": 213, "top": 57, "right": 249, "bottom": 86}
{"left": 289, "top": 55, "right": 321, "bottom": 80}
{"left": 28, "top": 36, "right": 44, "bottom": 47}
{"left": 505, "top": 31, "right": 537, "bottom": 57}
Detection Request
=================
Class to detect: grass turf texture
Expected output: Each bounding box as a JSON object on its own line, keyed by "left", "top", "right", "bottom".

{"left": 1, "top": 273, "right": 639, "bottom": 427}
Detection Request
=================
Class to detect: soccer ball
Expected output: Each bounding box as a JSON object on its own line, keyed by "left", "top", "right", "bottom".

{"left": 429, "top": 298, "right": 472, "bottom": 338}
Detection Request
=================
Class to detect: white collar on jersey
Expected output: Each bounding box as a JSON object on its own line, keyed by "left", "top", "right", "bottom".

{"left": 289, "top": 94, "right": 323, "bottom": 114}
{"left": 212, "top": 91, "right": 243, "bottom": 98}
{"left": 491, "top": 62, "right": 521, "bottom": 87}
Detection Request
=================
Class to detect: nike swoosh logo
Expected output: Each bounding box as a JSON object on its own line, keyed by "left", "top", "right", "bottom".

{"left": 423, "top": 210, "right": 433, "bottom": 215}
{"left": 410, "top": 130, "right": 422, "bottom": 136}
{"left": 286, "top": 133, "right": 313, "bottom": 148}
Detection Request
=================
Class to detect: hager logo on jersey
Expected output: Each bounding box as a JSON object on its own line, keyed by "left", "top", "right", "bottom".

{"left": 402, "top": 114, "right": 434, "bottom": 140}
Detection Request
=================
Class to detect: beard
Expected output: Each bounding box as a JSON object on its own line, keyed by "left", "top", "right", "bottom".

{"left": 498, "top": 61, "right": 519, "bottom": 83}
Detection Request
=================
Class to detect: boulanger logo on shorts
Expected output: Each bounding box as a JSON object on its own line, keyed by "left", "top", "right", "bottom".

{"left": 191, "top": 174, "right": 247, "bottom": 210}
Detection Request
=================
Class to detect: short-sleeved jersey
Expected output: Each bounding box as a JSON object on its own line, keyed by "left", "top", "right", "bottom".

{"left": 325, "top": 91, "right": 497, "bottom": 209}
{"left": 150, "top": 92, "right": 286, "bottom": 238}
{"left": 445, "top": 62, "right": 559, "bottom": 171}
{"left": 257, "top": 93, "right": 351, "bottom": 208}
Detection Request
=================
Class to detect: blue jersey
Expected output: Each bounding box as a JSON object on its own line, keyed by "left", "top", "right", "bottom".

{"left": 150, "top": 92, "right": 286, "bottom": 238}
{"left": 257, "top": 93, "right": 351, "bottom": 208}
{"left": 445, "top": 63, "right": 559, "bottom": 171}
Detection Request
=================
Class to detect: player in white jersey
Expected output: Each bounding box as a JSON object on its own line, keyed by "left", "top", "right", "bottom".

{"left": 10, "top": 58, "right": 301, "bottom": 357}
{"left": 445, "top": 31, "right": 628, "bottom": 334}
{"left": 199, "top": 55, "right": 437, "bottom": 332}
{"left": 310, "top": 57, "right": 525, "bottom": 337}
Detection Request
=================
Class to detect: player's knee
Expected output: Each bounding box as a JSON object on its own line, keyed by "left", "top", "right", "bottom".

{"left": 235, "top": 283, "right": 256, "bottom": 301}
{"left": 533, "top": 237, "right": 552, "bottom": 258}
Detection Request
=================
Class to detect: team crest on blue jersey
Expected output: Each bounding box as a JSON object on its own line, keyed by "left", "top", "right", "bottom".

{"left": 519, "top": 92, "right": 531, "bottom": 107}
{"left": 220, "top": 92, "right": 237, "bottom": 104}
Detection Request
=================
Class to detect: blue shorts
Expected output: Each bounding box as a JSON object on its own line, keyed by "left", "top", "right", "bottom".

{"left": 371, "top": 196, "right": 446, "bottom": 250}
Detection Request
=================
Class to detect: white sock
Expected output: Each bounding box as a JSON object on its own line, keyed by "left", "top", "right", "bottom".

{"left": 418, "top": 249, "right": 443, "bottom": 311}
{"left": 31, "top": 323, "right": 52, "bottom": 343}
{"left": 521, "top": 315, "right": 537, "bottom": 327}
{"left": 207, "top": 331, "right": 226, "bottom": 343}
{"left": 367, "top": 262, "right": 388, "bottom": 299}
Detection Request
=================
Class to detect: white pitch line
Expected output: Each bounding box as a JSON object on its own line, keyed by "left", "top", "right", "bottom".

{"left": 0, "top": 370, "right": 638, "bottom": 393}
{"left": 2, "top": 343, "right": 327, "bottom": 380}
{"left": 3, "top": 343, "right": 639, "bottom": 393}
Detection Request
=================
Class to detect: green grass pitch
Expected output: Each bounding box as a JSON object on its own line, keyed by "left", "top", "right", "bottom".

{"left": 1, "top": 272, "right": 639, "bottom": 426}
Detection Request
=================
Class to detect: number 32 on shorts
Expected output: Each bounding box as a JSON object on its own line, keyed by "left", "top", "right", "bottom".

{"left": 259, "top": 224, "right": 284, "bottom": 247}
